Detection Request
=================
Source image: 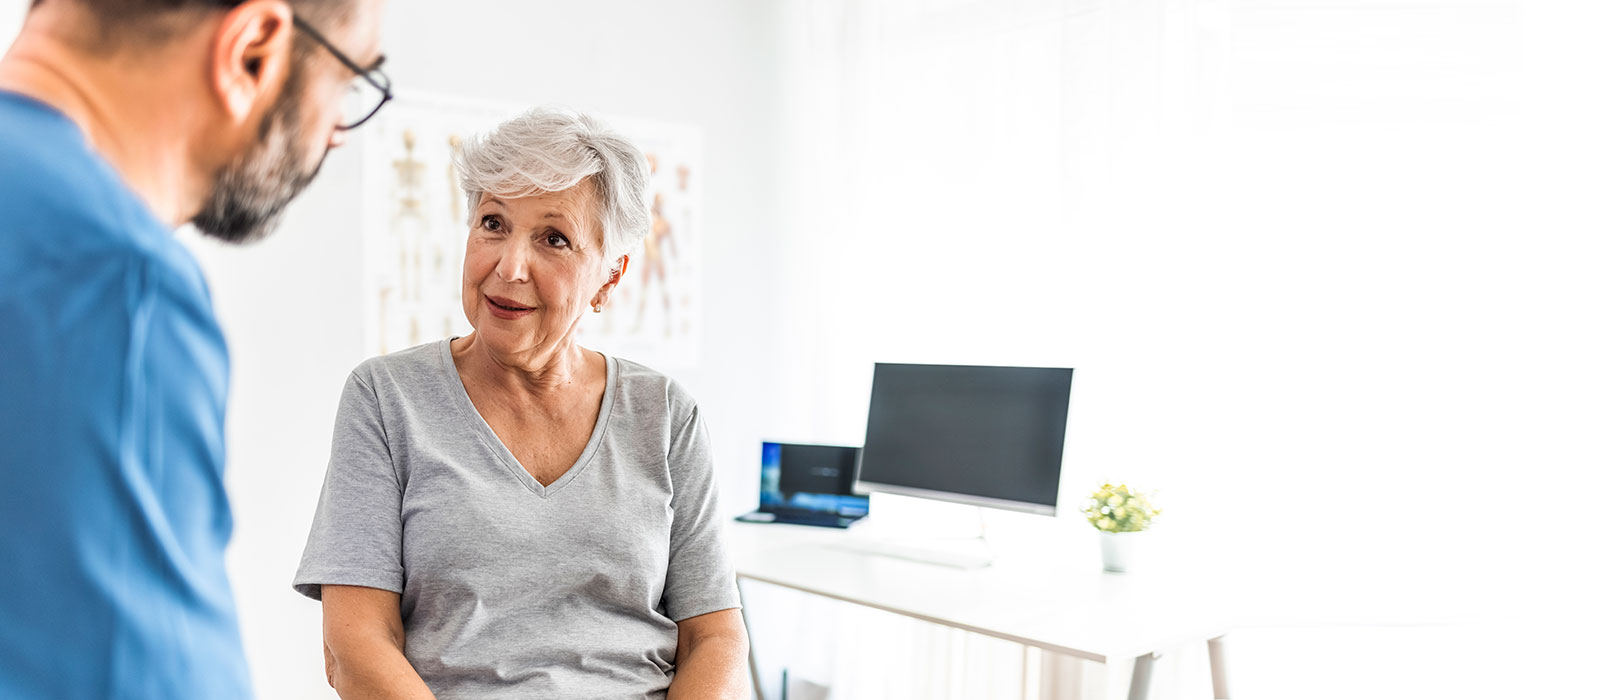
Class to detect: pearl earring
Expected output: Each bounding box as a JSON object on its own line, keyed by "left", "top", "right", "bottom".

{"left": 592, "top": 303, "right": 602, "bottom": 313}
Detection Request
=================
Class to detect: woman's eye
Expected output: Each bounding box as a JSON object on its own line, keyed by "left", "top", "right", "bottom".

{"left": 480, "top": 215, "right": 502, "bottom": 232}
{"left": 546, "top": 232, "right": 569, "bottom": 247}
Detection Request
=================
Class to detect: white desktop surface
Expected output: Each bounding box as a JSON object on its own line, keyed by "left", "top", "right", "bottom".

{"left": 728, "top": 520, "right": 1230, "bottom": 663}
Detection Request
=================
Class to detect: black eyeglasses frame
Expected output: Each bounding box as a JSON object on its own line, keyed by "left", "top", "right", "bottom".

{"left": 213, "top": 1, "right": 393, "bottom": 130}
{"left": 287, "top": 14, "right": 392, "bottom": 130}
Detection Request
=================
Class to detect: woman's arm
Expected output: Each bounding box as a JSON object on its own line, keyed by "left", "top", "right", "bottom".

{"left": 667, "top": 608, "right": 751, "bottom": 700}
{"left": 321, "top": 584, "right": 439, "bottom": 700}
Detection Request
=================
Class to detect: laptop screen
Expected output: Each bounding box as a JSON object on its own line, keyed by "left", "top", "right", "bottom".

{"left": 758, "top": 442, "right": 870, "bottom": 517}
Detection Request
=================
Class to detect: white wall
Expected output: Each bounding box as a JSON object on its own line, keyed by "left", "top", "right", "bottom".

{"left": 179, "top": 2, "right": 783, "bottom": 698}
{"left": 762, "top": 0, "right": 1599, "bottom": 696}
{"left": 1, "top": 1, "right": 22, "bottom": 52}
{"left": 779, "top": 0, "right": 1598, "bottom": 583}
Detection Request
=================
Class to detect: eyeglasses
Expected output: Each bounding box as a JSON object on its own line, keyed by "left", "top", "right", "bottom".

{"left": 214, "top": 2, "right": 393, "bottom": 130}
{"left": 289, "top": 15, "right": 393, "bottom": 130}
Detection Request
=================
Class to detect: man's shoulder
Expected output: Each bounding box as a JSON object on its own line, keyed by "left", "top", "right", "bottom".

{"left": 0, "top": 92, "right": 144, "bottom": 220}
{"left": 0, "top": 93, "right": 183, "bottom": 290}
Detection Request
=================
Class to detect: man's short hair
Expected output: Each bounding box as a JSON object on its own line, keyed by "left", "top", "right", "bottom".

{"left": 33, "top": 0, "right": 348, "bottom": 53}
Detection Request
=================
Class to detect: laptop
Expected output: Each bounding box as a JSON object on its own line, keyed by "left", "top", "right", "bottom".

{"left": 735, "top": 442, "right": 869, "bottom": 529}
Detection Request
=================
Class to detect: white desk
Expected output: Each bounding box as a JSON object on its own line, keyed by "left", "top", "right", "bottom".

{"left": 728, "top": 521, "right": 1233, "bottom": 700}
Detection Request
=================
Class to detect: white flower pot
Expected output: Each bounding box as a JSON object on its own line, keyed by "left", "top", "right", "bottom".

{"left": 1099, "top": 530, "right": 1144, "bottom": 573}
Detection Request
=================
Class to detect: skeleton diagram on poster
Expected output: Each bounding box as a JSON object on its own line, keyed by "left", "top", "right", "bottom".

{"left": 360, "top": 94, "right": 704, "bottom": 369}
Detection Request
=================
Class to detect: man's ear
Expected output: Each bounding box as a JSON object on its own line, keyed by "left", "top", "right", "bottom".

{"left": 210, "top": 0, "right": 294, "bottom": 124}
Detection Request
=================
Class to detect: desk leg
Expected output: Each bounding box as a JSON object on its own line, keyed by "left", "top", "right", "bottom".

{"left": 1126, "top": 652, "right": 1159, "bottom": 700}
{"left": 737, "top": 577, "right": 766, "bottom": 700}
{"left": 1206, "top": 635, "right": 1230, "bottom": 699}
{"left": 1030, "top": 648, "right": 1105, "bottom": 700}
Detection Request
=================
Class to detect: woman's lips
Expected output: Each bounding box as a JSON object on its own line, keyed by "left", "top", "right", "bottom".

{"left": 485, "top": 295, "right": 534, "bottom": 320}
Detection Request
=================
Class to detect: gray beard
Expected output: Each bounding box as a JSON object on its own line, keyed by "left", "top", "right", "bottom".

{"left": 191, "top": 94, "right": 326, "bottom": 245}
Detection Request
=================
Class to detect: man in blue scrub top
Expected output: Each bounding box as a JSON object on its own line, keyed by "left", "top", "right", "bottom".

{"left": 0, "top": 0, "right": 389, "bottom": 696}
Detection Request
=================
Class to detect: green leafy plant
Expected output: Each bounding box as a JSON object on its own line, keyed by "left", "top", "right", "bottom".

{"left": 1081, "top": 483, "right": 1161, "bottom": 533}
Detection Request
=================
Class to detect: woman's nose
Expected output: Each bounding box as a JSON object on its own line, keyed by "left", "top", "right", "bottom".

{"left": 496, "top": 246, "right": 532, "bottom": 283}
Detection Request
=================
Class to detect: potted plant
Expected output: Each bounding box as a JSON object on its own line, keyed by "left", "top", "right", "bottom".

{"left": 1081, "top": 484, "right": 1161, "bottom": 573}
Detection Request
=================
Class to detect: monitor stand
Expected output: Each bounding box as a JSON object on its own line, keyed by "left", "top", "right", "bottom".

{"left": 830, "top": 505, "right": 996, "bottom": 570}
{"left": 831, "top": 536, "right": 994, "bottom": 570}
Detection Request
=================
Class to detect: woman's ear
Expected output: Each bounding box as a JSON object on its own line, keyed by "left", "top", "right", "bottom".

{"left": 209, "top": 0, "right": 294, "bottom": 125}
{"left": 591, "top": 255, "right": 630, "bottom": 309}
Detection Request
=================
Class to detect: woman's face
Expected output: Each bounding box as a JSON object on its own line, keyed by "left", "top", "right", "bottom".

{"left": 460, "top": 182, "right": 615, "bottom": 365}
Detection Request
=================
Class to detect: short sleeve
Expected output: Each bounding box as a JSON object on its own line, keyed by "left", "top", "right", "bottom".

{"left": 292, "top": 371, "right": 405, "bottom": 601}
{"left": 660, "top": 403, "right": 742, "bottom": 622}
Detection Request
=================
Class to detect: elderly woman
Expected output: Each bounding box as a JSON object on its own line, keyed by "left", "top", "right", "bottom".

{"left": 293, "top": 108, "right": 748, "bottom": 699}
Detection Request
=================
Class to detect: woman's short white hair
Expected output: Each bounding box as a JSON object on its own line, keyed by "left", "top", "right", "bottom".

{"left": 454, "top": 107, "right": 651, "bottom": 271}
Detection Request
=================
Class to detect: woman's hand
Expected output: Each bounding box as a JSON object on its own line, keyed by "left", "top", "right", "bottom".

{"left": 667, "top": 608, "right": 751, "bottom": 700}
{"left": 321, "top": 585, "right": 439, "bottom": 700}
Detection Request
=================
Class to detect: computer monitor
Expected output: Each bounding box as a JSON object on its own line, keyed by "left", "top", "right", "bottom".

{"left": 855, "top": 363, "right": 1073, "bottom": 516}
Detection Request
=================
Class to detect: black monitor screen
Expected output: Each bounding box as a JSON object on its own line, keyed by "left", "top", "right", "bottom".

{"left": 777, "top": 444, "right": 859, "bottom": 498}
{"left": 857, "top": 363, "right": 1072, "bottom": 513}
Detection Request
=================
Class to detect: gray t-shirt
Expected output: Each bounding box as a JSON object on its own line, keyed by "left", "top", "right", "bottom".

{"left": 293, "top": 340, "right": 740, "bottom": 700}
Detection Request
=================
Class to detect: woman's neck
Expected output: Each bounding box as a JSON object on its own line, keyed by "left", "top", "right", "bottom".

{"left": 451, "top": 334, "right": 600, "bottom": 410}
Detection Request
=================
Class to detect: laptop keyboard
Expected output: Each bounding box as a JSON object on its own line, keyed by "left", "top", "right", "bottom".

{"left": 772, "top": 511, "right": 854, "bottom": 528}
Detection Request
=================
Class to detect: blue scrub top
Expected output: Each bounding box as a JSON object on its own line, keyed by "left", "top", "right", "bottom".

{"left": 0, "top": 91, "right": 252, "bottom": 699}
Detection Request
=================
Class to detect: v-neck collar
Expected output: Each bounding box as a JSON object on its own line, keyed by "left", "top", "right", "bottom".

{"left": 437, "top": 339, "right": 617, "bottom": 498}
